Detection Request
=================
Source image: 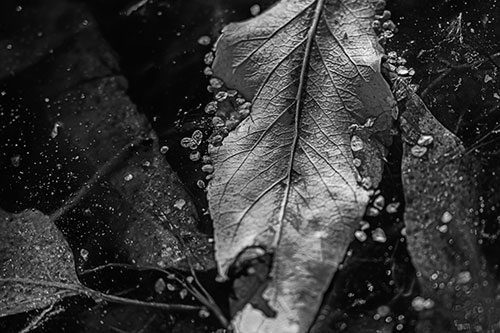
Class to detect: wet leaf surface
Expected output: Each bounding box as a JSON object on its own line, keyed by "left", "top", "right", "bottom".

{"left": 207, "top": 0, "right": 395, "bottom": 331}
{"left": 0, "top": 209, "right": 79, "bottom": 317}
{"left": 400, "top": 90, "right": 500, "bottom": 332}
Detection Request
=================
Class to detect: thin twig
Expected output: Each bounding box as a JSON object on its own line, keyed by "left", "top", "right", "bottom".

{"left": 49, "top": 135, "right": 148, "bottom": 223}
{"left": 80, "top": 262, "right": 229, "bottom": 328}
{"left": 420, "top": 68, "right": 452, "bottom": 99}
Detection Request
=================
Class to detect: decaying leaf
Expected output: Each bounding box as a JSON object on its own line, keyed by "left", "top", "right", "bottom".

{"left": 207, "top": 0, "right": 395, "bottom": 331}
{"left": 400, "top": 91, "right": 500, "bottom": 332}
{"left": 0, "top": 209, "right": 80, "bottom": 317}
{"left": 0, "top": 0, "right": 214, "bottom": 272}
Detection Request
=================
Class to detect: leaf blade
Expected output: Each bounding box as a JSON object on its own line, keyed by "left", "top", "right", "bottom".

{"left": 208, "top": 0, "right": 395, "bottom": 331}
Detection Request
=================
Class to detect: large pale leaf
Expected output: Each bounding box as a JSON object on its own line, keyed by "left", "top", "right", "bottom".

{"left": 207, "top": 0, "right": 395, "bottom": 332}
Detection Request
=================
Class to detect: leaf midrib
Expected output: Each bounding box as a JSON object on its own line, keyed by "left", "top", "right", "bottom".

{"left": 272, "top": 0, "right": 326, "bottom": 249}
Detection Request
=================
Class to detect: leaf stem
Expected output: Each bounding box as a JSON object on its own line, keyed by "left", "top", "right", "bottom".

{"left": 0, "top": 277, "right": 203, "bottom": 312}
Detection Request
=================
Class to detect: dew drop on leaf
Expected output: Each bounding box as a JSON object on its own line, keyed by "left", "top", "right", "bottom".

{"left": 350, "top": 135, "right": 364, "bottom": 152}
{"left": 417, "top": 135, "right": 434, "bottom": 146}
{"left": 410, "top": 145, "right": 427, "bottom": 157}
{"left": 180, "top": 137, "right": 194, "bottom": 148}
{"left": 441, "top": 211, "right": 453, "bottom": 223}
{"left": 191, "top": 130, "right": 203, "bottom": 144}
{"left": 205, "top": 101, "right": 217, "bottom": 114}
{"left": 354, "top": 230, "right": 367, "bottom": 242}
{"left": 386, "top": 202, "right": 400, "bottom": 214}
{"left": 204, "top": 52, "right": 214, "bottom": 65}
{"left": 373, "top": 195, "right": 385, "bottom": 210}
{"left": 189, "top": 150, "right": 201, "bottom": 162}
{"left": 372, "top": 228, "right": 387, "bottom": 243}
{"left": 201, "top": 164, "right": 214, "bottom": 174}
{"left": 173, "top": 199, "right": 186, "bottom": 210}
{"left": 155, "top": 278, "right": 166, "bottom": 294}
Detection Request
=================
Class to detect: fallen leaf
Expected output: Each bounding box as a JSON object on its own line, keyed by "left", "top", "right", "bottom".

{"left": 400, "top": 91, "right": 500, "bottom": 332}
{"left": 208, "top": 0, "right": 395, "bottom": 331}
{"left": 0, "top": 209, "right": 80, "bottom": 317}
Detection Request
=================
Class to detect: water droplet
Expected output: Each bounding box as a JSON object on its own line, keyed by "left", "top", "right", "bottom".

{"left": 189, "top": 150, "right": 201, "bottom": 162}
{"left": 360, "top": 220, "right": 370, "bottom": 230}
{"left": 361, "top": 177, "right": 372, "bottom": 190}
{"left": 167, "top": 283, "right": 176, "bottom": 291}
{"left": 174, "top": 199, "right": 186, "bottom": 210}
{"left": 197, "top": 35, "right": 211, "bottom": 46}
{"left": 80, "top": 248, "right": 89, "bottom": 261}
{"left": 212, "top": 116, "right": 225, "bottom": 127}
{"left": 180, "top": 137, "right": 194, "bottom": 148}
{"left": 410, "top": 145, "right": 427, "bottom": 157}
{"left": 351, "top": 135, "right": 364, "bottom": 151}
{"left": 201, "top": 155, "right": 212, "bottom": 164}
{"left": 155, "top": 278, "right": 166, "bottom": 294}
{"left": 372, "top": 228, "right": 387, "bottom": 243}
{"left": 204, "top": 52, "right": 214, "bottom": 65}
{"left": 250, "top": 4, "right": 261, "bottom": 16}
{"left": 396, "top": 66, "right": 409, "bottom": 75}
{"left": 196, "top": 180, "right": 206, "bottom": 189}
{"left": 366, "top": 207, "right": 380, "bottom": 217}
{"left": 377, "top": 305, "right": 391, "bottom": 317}
{"left": 386, "top": 202, "right": 400, "bottom": 214}
{"left": 441, "top": 211, "right": 453, "bottom": 223}
{"left": 202, "top": 164, "right": 214, "bottom": 173}
{"left": 209, "top": 78, "right": 223, "bottom": 89}
{"left": 373, "top": 195, "right": 385, "bottom": 210}
{"left": 354, "top": 230, "right": 367, "bottom": 242}
{"left": 412, "top": 296, "right": 434, "bottom": 311}
{"left": 417, "top": 135, "right": 433, "bottom": 146}
{"left": 198, "top": 308, "right": 210, "bottom": 318}
{"left": 203, "top": 66, "right": 213, "bottom": 76}
{"left": 227, "top": 90, "right": 238, "bottom": 97}
{"left": 192, "top": 130, "right": 203, "bottom": 144}
{"left": 205, "top": 101, "right": 217, "bottom": 114}
{"left": 160, "top": 145, "right": 169, "bottom": 154}
{"left": 438, "top": 225, "right": 448, "bottom": 233}
{"left": 215, "top": 91, "right": 228, "bottom": 102}
{"left": 124, "top": 173, "right": 133, "bottom": 181}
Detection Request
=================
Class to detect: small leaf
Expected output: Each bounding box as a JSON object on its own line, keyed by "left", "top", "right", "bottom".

{"left": 208, "top": 0, "right": 395, "bottom": 331}
{"left": 0, "top": 209, "right": 80, "bottom": 317}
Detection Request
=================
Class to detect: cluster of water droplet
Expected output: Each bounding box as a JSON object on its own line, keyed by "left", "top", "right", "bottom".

{"left": 178, "top": 128, "right": 215, "bottom": 189}
{"left": 203, "top": 52, "right": 252, "bottom": 147}
{"left": 373, "top": 6, "right": 397, "bottom": 45}
{"left": 353, "top": 192, "right": 401, "bottom": 243}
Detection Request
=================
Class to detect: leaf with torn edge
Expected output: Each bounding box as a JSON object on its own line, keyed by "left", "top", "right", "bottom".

{"left": 207, "top": 0, "right": 395, "bottom": 332}
{"left": 0, "top": 209, "right": 79, "bottom": 317}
